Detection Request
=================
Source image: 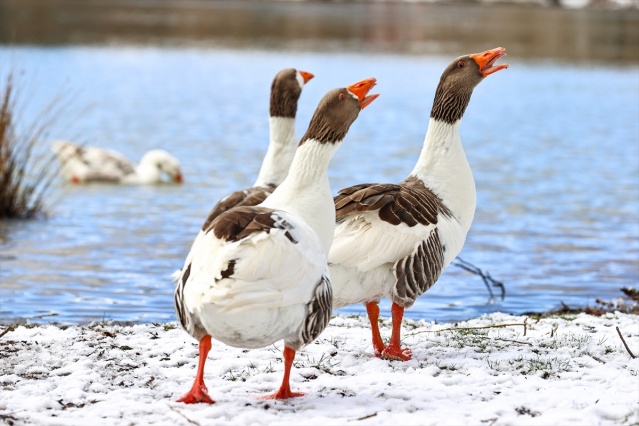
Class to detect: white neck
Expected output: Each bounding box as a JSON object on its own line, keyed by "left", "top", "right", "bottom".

{"left": 409, "top": 118, "right": 476, "bottom": 232}
{"left": 260, "top": 140, "right": 339, "bottom": 254}
{"left": 254, "top": 116, "right": 297, "bottom": 187}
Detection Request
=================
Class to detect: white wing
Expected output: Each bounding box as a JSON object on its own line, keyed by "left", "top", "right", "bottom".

{"left": 80, "top": 146, "right": 136, "bottom": 181}
{"left": 51, "top": 140, "right": 136, "bottom": 182}
{"left": 329, "top": 211, "right": 434, "bottom": 271}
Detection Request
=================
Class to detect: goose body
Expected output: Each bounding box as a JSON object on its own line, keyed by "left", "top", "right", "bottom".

{"left": 178, "top": 203, "right": 331, "bottom": 349}
{"left": 173, "top": 78, "right": 379, "bottom": 402}
{"left": 328, "top": 47, "right": 509, "bottom": 361}
{"left": 51, "top": 140, "right": 182, "bottom": 185}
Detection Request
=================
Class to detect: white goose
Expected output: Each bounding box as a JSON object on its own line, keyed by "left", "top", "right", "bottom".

{"left": 328, "top": 47, "right": 509, "bottom": 361}
{"left": 51, "top": 140, "right": 183, "bottom": 185}
{"left": 201, "top": 68, "right": 314, "bottom": 230}
{"left": 173, "top": 78, "right": 379, "bottom": 402}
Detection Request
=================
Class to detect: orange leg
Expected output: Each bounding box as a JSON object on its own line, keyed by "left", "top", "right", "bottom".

{"left": 381, "top": 303, "right": 412, "bottom": 361}
{"left": 260, "top": 346, "right": 304, "bottom": 400}
{"left": 365, "top": 301, "right": 386, "bottom": 357}
{"left": 177, "top": 335, "right": 215, "bottom": 404}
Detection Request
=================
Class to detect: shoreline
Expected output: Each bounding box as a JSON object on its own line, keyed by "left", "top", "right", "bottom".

{"left": 1, "top": 0, "right": 637, "bottom": 63}
{"left": 2, "top": 289, "right": 636, "bottom": 327}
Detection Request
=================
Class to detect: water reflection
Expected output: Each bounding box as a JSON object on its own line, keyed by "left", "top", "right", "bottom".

{"left": 1, "top": 0, "right": 637, "bottom": 63}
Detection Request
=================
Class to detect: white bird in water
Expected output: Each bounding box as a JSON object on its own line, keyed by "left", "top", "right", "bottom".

{"left": 173, "top": 77, "right": 379, "bottom": 403}
{"left": 51, "top": 140, "right": 183, "bottom": 184}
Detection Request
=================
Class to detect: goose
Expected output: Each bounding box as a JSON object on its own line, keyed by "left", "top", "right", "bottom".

{"left": 173, "top": 78, "right": 379, "bottom": 403}
{"left": 51, "top": 140, "right": 183, "bottom": 184}
{"left": 201, "top": 68, "right": 314, "bottom": 229}
{"left": 328, "top": 47, "right": 509, "bottom": 361}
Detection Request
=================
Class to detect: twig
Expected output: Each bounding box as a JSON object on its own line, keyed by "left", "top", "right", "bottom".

{"left": 406, "top": 322, "right": 527, "bottom": 337}
{"left": 167, "top": 404, "right": 201, "bottom": 426}
{"left": 523, "top": 318, "right": 527, "bottom": 337}
{"left": 620, "top": 287, "right": 639, "bottom": 302}
{"left": 494, "top": 337, "right": 533, "bottom": 346}
{"left": 585, "top": 352, "right": 606, "bottom": 364}
{"left": 456, "top": 334, "right": 533, "bottom": 346}
{"left": 452, "top": 257, "right": 506, "bottom": 300}
{"left": 354, "top": 413, "right": 377, "bottom": 421}
{"left": 0, "top": 326, "right": 15, "bottom": 339}
{"left": 615, "top": 326, "right": 636, "bottom": 359}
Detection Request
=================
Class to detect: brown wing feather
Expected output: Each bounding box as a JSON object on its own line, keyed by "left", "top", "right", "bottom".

{"left": 334, "top": 176, "right": 453, "bottom": 227}
{"left": 209, "top": 206, "right": 298, "bottom": 244}
{"left": 392, "top": 229, "right": 445, "bottom": 308}
{"left": 202, "top": 185, "right": 276, "bottom": 231}
{"left": 298, "top": 273, "right": 333, "bottom": 348}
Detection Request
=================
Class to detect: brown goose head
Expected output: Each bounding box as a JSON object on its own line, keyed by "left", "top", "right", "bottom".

{"left": 270, "top": 68, "right": 314, "bottom": 118}
{"left": 431, "top": 47, "right": 509, "bottom": 124}
{"left": 300, "top": 77, "right": 379, "bottom": 145}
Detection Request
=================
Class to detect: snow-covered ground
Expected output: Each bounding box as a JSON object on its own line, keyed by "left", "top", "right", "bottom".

{"left": 1, "top": 312, "right": 637, "bottom": 425}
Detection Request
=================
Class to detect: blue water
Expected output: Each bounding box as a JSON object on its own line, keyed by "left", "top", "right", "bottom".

{"left": 1, "top": 46, "right": 637, "bottom": 324}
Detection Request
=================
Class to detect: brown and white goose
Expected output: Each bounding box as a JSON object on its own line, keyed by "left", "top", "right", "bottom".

{"left": 173, "top": 78, "right": 379, "bottom": 402}
{"left": 51, "top": 140, "right": 183, "bottom": 185}
{"left": 328, "top": 47, "right": 509, "bottom": 361}
{"left": 201, "top": 68, "right": 314, "bottom": 230}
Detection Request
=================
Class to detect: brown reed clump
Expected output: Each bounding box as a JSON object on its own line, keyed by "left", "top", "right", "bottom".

{"left": 0, "top": 72, "right": 61, "bottom": 219}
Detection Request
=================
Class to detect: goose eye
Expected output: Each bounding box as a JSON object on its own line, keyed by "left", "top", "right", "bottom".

{"left": 339, "top": 93, "right": 346, "bottom": 101}
{"left": 457, "top": 61, "right": 465, "bottom": 68}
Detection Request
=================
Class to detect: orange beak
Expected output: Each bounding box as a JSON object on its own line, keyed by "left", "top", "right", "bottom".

{"left": 469, "top": 47, "right": 509, "bottom": 77}
{"left": 299, "top": 70, "right": 314, "bottom": 84}
{"left": 175, "top": 172, "right": 183, "bottom": 183}
{"left": 346, "top": 77, "right": 380, "bottom": 110}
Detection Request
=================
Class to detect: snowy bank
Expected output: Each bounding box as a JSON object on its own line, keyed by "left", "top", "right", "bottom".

{"left": 1, "top": 312, "right": 638, "bottom": 425}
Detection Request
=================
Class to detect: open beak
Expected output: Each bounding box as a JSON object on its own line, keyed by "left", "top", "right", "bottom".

{"left": 469, "top": 47, "right": 509, "bottom": 77}
{"left": 346, "top": 77, "right": 380, "bottom": 110}
{"left": 299, "top": 70, "right": 314, "bottom": 84}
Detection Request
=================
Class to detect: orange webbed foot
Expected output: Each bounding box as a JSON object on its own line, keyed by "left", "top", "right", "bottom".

{"left": 381, "top": 344, "right": 412, "bottom": 361}
{"left": 176, "top": 385, "right": 215, "bottom": 404}
{"left": 372, "top": 344, "right": 385, "bottom": 358}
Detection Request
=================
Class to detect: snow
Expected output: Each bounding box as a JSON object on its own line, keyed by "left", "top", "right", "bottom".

{"left": 1, "top": 312, "right": 638, "bottom": 425}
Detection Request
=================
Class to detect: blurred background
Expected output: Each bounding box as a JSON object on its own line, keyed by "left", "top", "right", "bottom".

{"left": 0, "top": 0, "right": 638, "bottom": 325}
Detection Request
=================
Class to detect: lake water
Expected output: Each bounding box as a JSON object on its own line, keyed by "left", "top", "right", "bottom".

{"left": 0, "top": 4, "right": 638, "bottom": 325}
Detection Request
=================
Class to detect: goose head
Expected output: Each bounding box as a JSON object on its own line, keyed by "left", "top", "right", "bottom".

{"left": 270, "top": 68, "right": 314, "bottom": 119}
{"left": 139, "top": 150, "right": 183, "bottom": 183}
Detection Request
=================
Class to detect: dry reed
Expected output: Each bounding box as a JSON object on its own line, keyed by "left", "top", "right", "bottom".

{"left": 0, "top": 71, "right": 63, "bottom": 219}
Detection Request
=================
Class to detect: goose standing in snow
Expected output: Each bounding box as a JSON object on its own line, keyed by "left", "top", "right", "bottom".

{"left": 328, "top": 48, "right": 509, "bottom": 361}
{"left": 173, "top": 78, "right": 379, "bottom": 403}
{"left": 201, "top": 68, "right": 314, "bottom": 229}
{"left": 51, "top": 140, "right": 183, "bottom": 185}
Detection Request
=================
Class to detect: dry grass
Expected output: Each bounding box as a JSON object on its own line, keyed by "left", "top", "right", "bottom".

{"left": 0, "top": 71, "right": 63, "bottom": 219}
